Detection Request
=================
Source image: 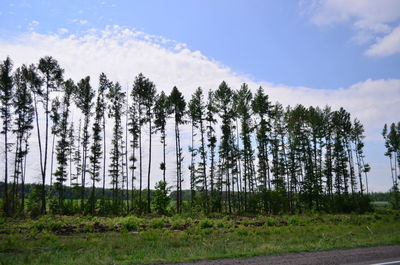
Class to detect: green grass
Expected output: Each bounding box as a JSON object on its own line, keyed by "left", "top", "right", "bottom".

{"left": 371, "top": 201, "right": 391, "bottom": 207}
{"left": 1, "top": 211, "right": 400, "bottom": 264}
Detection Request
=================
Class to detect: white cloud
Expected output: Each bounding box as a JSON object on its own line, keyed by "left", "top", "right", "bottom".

{"left": 27, "top": 20, "right": 39, "bottom": 31}
{"left": 58, "top": 28, "right": 69, "bottom": 34}
{"left": 72, "top": 19, "right": 88, "bottom": 25}
{"left": 300, "top": 0, "right": 400, "bottom": 57}
{"left": 0, "top": 25, "right": 398, "bottom": 191}
{"left": 365, "top": 26, "right": 400, "bottom": 57}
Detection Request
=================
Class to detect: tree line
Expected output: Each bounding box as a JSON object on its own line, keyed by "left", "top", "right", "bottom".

{"left": 1, "top": 56, "right": 373, "bottom": 217}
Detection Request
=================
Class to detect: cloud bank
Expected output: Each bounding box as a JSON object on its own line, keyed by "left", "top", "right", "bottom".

{"left": 300, "top": 0, "right": 400, "bottom": 57}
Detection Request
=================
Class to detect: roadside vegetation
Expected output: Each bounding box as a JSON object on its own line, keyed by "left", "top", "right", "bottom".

{"left": 1, "top": 210, "right": 400, "bottom": 264}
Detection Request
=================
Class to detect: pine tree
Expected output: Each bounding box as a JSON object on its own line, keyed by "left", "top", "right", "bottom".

{"left": 143, "top": 78, "right": 156, "bottom": 213}
{"left": 98, "top": 73, "right": 111, "bottom": 201}
{"left": 54, "top": 79, "right": 75, "bottom": 210}
{"left": 215, "top": 81, "right": 235, "bottom": 213}
{"left": 131, "top": 74, "right": 146, "bottom": 212}
{"left": 88, "top": 85, "right": 102, "bottom": 214}
{"left": 234, "top": 83, "right": 254, "bottom": 211}
{"left": 188, "top": 91, "right": 199, "bottom": 207}
{"left": 322, "top": 106, "right": 334, "bottom": 203}
{"left": 206, "top": 90, "right": 218, "bottom": 210}
{"left": 188, "top": 87, "right": 208, "bottom": 208}
{"left": 252, "top": 87, "right": 274, "bottom": 211}
{"left": 72, "top": 120, "right": 83, "bottom": 191}
{"left": 383, "top": 122, "right": 400, "bottom": 207}
{"left": 107, "top": 82, "right": 125, "bottom": 212}
{"left": 332, "top": 109, "right": 350, "bottom": 211}
{"left": 168, "top": 86, "right": 186, "bottom": 214}
{"left": 87, "top": 74, "right": 109, "bottom": 214}
{"left": 13, "top": 66, "right": 34, "bottom": 213}
{"left": 270, "top": 103, "right": 287, "bottom": 211}
{"left": 37, "top": 56, "right": 64, "bottom": 214}
{"left": 353, "top": 119, "right": 366, "bottom": 194}
{"left": 0, "top": 57, "right": 14, "bottom": 216}
{"left": 74, "top": 76, "right": 95, "bottom": 212}
{"left": 131, "top": 73, "right": 156, "bottom": 213}
{"left": 154, "top": 91, "right": 169, "bottom": 192}
{"left": 383, "top": 124, "right": 396, "bottom": 187}
{"left": 67, "top": 122, "right": 74, "bottom": 188}
{"left": 50, "top": 97, "right": 61, "bottom": 187}
{"left": 128, "top": 86, "right": 139, "bottom": 211}
{"left": 24, "top": 64, "right": 44, "bottom": 210}
{"left": 306, "top": 106, "right": 324, "bottom": 210}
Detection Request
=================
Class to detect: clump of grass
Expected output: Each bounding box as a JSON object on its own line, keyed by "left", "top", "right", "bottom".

{"left": 199, "top": 219, "right": 214, "bottom": 229}
{"left": 266, "top": 217, "right": 278, "bottom": 227}
{"left": 118, "top": 216, "right": 143, "bottom": 231}
{"left": 150, "top": 217, "right": 167, "bottom": 229}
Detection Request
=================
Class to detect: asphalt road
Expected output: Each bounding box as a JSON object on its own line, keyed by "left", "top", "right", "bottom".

{"left": 161, "top": 245, "right": 400, "bottom": 265}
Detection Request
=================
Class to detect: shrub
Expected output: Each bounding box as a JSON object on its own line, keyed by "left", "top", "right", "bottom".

{"left": 288, "top": 216, "right": 300, "bottom": 226}
{"left": 26, "top": 184, "right": 42, "bottom": 218}
{"left": 150, "top": 217, "right": 167, "bottom": 229}
{"left": 170, "top": 217, "right": 188, "bottom": 230}
{"left": 199, "top": 219, "right": 214, "bottom": 229}
{"left": 152, "top": 181, "right": 171, "bottom": 215}
{"left": 119, "top": 216, "right": 143, "bottom": 231}
{"left": 266, "top": 218, "right": 278, "bottom": 227}
{"left": 49, "top": 221, "right": 63, "bottom": 232}
{"left": 236, "top": 226, "right": 250, "bottom": 236}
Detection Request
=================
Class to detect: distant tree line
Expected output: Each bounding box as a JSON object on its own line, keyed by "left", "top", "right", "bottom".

{"left": 0, "top": 56, "right": 375, "bottom": 217}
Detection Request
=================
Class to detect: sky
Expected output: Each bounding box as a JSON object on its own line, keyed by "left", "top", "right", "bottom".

{"left": 0, "top": 0, "right": 400, "bottom": 191}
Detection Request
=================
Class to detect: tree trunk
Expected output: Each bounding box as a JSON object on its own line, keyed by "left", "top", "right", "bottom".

{"left": 102, "top": 115, "right": 106, "bottom": 200}
{"left": 21, "top": 140, "right": 28, "bottom": 211}
{"left": 199, "top": 119, "right": 207, "bottom": 208}
{"left": 139, "top": 118, "right": 143, "bottom": 212}
{"left": 33, "top": 93, "right": 46, "bottom": 215}
{"left": 190, "top": 121, "right": 195, "bottom": 208}
{"left": 43, "top": 86, "right": 50, "bottom": 214}
{"left": 147, "top": 118, "right": 152, "bottom": 213}
{"left": 4, "top": 129, "right": 9, "bottom": 216}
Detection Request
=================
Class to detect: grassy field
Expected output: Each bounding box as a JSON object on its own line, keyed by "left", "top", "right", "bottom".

{"left": 1, "top": 210, "right": 400, "bottom": 265}
{"left": 370, "top": 201, "right": 391, "bottom": 207}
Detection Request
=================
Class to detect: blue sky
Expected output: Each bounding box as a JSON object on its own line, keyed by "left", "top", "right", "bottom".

{"left": 1, "top": 0, "right": 399, "bottom": 89}
{"left": 1, "top": 0, "right": 400, "bottom": 191}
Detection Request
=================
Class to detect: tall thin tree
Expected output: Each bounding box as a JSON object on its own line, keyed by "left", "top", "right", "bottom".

{"left": 74, "top": 76, "right": 95, "bottom": 211}
{"left": 13, "top": 66, "right": 34, "bottom": 213}
{"left": 37, "top": 56, "right": 64, "bottom": 214}
{"left": 0, "top": 57, "right": 14, "bottom": 216}
{"left": 168, "top": 86, "right": 186, "bottom": 214}
{"left": 154, "top": 91, "right": 169, "bottom": 191}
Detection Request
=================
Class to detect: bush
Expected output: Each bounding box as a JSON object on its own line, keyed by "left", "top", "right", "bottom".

{"left": 199, "top": 219, "right": 214, "bottom": 229}
{"left": 152, "top": 181, "right": 171, "bottom": 215}
{"left": 236, "top": 226, "right": 250, "bottom": 236}
{"left": 150, "top": 217, "right": 167, "bottom": 229}
{"left": 288, "top": 216, "right": 300, "bottom": 225}
{"left": 26, "top": 184, "right": 42, "bottom": 218}
{"left": 170, "top": 217, "right": 189, "bottom": 230}
{"left": 119, "top": 216, "right": 143, "bottom": 231}
{"left": 266, "top": 218, "right": 278, "bottom": 227}
{"left": 49, "top": 221, "right": 64, "bottom": 232}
